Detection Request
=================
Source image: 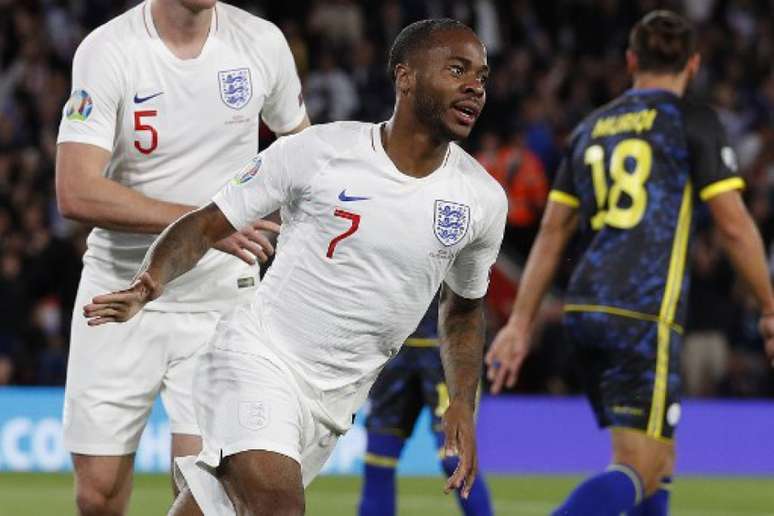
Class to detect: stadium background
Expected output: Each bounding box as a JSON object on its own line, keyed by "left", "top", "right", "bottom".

{"left": 0, "top": 0, "right": 773, "bottom": 514}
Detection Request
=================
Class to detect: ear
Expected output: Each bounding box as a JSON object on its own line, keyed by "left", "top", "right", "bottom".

{"left": 394, "top": 63, "right": 414, "bottom": 96}
{"left": 625, "top": 50, "right": 638, "bottom": 75}
{"left": 686, "top": 53, "right": 701, "bottom": 77}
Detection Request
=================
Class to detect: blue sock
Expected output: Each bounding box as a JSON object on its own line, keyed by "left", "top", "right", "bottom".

{"left": 553, "top": 464, "right": 643, "bottom": 516}
{"left": 358, "top": 432, "right": 404, "bottom": 516}
{"left": 627, "top": 476, "right": 671, "bottom": 516}
{"left": 434, "top": 432, "right": 494, "bottom": 516}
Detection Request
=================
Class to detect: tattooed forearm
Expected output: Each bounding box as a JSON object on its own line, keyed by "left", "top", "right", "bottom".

{"left": 439, "top": 285, "right": 486, "bottom": 409}
{"left": 138, "top": 203, "right": 226, "bottom": 287}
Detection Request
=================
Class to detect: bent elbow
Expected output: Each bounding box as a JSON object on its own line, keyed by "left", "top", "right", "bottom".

{"left": 56, "top": 190, "right": 87, "bottom": 222}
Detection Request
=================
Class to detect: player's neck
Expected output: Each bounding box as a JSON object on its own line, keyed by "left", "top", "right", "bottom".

{"left": 631, "top": 73, "right": 687, "bottom": 97}
{"left": 381, "top": 118, "right": 450, "bottom": 179}
{"left": 151, "top": 0, "right": 213, "bottom": 60}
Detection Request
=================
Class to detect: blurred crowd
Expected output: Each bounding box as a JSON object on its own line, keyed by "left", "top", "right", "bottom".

{"left": 0, "top": 0, "right": 772, "bottom": 396}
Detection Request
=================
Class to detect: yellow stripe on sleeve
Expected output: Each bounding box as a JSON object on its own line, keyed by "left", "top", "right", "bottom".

{"left": 699, "top": 177, "right": 745, "bottom": 202}
{"left": 548, "top": 190, "right": 580, "bottom": 208}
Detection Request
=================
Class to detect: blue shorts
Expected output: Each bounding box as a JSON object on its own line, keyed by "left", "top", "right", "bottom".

{"left": 365, "top": 342, "right": 447, "bottom": 437}
{"left": 564, "top": 311, "right": 682, "bottom": 440}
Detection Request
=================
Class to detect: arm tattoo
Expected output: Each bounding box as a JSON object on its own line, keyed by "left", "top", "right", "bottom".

{"left": 138, "top": 204, "right": 221, "bottom": 287}
{"left": 438, "top": 285, "right": 485, "bottom": 409}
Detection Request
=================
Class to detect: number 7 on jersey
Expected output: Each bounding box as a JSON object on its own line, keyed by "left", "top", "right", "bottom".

{"left": 326, "top": 209, "right": 360, "bottom": 258}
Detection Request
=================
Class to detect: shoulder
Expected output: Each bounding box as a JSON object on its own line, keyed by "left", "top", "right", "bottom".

{"left": 73, "top": 5, "right": 139, "bottom": 63}
{"left": 275, "top": 121, "right": 372, "bottom": 159}
{"left": 679, "top": 99, "right": 723, "bottom": 131}
{"left": 288, "top": 121, "right": 371, "bottom": 148}
{"left": 451, "top": 144, "right": 508, "bottom": 212}
{"left": 218, "top": 3, "right": 287, "bottom": 46}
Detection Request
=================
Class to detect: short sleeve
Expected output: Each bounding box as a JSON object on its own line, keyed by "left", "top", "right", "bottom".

{"left": 213, "top": 129, "right": 325, "bottom": 230}
{"left": 57, "top": 31, "right": 123, "bottom": 151}
{"left": 445, "top": 188, "right": 507, "bottom": 299}
{"left": 260, "top": 27, "right": 306, "bottom": 134}
{"left": 684, "top": 103, "right": 745, "bottom": 202}
{"left": 547, "top": 155, "right": 580, "bottom": 208}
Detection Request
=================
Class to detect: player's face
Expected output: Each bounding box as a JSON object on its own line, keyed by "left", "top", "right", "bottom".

{"left": 412, "top": 30, "right": 488, "bottom": 141}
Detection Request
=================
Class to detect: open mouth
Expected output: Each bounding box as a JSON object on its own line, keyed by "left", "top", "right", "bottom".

{"left": 451, "top": 102, "right": 480, "bottom": 126}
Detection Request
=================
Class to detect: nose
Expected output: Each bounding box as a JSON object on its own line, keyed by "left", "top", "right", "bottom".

{"left": 463, "top": 79, "right": 485, "bottom": 98}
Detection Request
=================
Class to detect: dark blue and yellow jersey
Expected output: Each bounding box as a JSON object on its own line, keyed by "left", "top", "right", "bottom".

{"left": 550, "top": 88, "right": 744, "bottom": 331}
{"left": 405, "top": 294, "right": 439, "bottom": 347}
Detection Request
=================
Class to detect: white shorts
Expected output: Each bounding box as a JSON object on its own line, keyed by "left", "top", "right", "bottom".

{"left": 175, "top": 306, "right": 339, "bottom": 515}
{"left": 63, "top": 272, "right": 222, "bottom": 455}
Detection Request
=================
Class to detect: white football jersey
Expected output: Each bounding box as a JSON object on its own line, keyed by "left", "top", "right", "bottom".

{"left": 57, "top": 1, "right": 305, "bottom": 311}
{"left": 213, "top": 122, "right": 507, "bottom": 430}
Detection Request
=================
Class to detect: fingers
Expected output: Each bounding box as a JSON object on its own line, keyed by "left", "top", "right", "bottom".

{"left": 251, "top": 219, "right": 281, "bottom": 234}
{"left": 443, "top": 427, "right": 477, "bottom": 499}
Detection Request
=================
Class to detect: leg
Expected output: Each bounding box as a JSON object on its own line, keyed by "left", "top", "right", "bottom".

{"left": 625, "top": 434, "right": 675, "bottom": 516}
{"left": 168, "top": 486, "right": 204, "bottom": 516}
{"left": 358, "top": 346, "right": 422, "bottom": 516}
{"left": 65, "top": 274, "right": 167, "bottom": 516}
{"left": 72, "top": 454, "right": 134, "bottom": 516}
{"left": 158, "top": 310, "right": 221, "bottom": 497}
{"left": 218, "top": 450, "right": 305, "bottom": 516}
{"left": 611, "top": 428, "right": 674, "bottom": 496}
{"left": 171, "top": 434, "right": 203, "bottom": 496}
{"left": 358, "top": 432, "right": 405, "bottom": 516}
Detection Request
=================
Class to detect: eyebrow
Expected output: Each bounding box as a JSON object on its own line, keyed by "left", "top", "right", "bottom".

{"left": 448, "top": 56, "right": 489, "bottom": 73}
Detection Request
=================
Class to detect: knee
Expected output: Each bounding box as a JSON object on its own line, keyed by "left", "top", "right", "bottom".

{"left": 76, "top": 485, "right": 124, "bottom": 516}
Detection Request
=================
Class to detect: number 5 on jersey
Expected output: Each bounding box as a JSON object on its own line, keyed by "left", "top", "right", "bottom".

{"left": 584, "top": 138, "right": 652, "bottom": 230}
{"left": 326, "top": 209, "right": 360, "bottom": 258}
{"left": 134, "top": 110, "right": 158, "bottom": 154}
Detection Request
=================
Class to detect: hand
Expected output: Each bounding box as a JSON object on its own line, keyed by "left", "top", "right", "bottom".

{"left": 760, "top": 313, "right": 774, "bottom": 365}
{"left": 485, "top": 322, "right": 530, "bottom": 394}
{"left": 213, "top": 219, "right": 281, "bottom": 265}
{"left": 83, "top": 272, "right": 161, "bottom": 326}
{"left": 441, "top": 400, "right": 478, "bottom": 499}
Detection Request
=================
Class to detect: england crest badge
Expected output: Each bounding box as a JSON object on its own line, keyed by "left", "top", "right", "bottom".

{"left": 219, "top": 68, "right": 252, "bottom": 110}
{"left": 434, "top": 200, "right": 470, "bottom": 246}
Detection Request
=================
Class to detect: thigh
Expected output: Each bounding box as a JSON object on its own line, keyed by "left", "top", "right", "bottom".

{"left": 218, "top": 450, "right": 304, "bottom": 516}
{"left": 365, "top": 347, "right": 423, "bottom": 438}
{"left": 64, "top": 273, "right": 165, "bottom": 455}
{"left": 158, "top": 310, "right": 222, "bottom": 436}
{"left": 566, "top": 312, "right": 682, "bottom": 440}
{"left": 192, "top": 326, "right": 309, "bottom": 472}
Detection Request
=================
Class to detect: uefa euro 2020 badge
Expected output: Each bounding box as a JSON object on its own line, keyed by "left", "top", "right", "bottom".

{"left": 434, "top": 200, "right": 470, "bottom": 246}
{"left": 232, "top": 156, "right": 262, "bottom": 185}
{"left": 219, "top": 68, "right": 252, "bottom": 110}
{"left": 65, "top": 89, "right": 93, "bottom": 122}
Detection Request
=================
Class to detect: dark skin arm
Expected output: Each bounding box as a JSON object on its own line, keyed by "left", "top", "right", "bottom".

{"left": 438, "top": 285, "right": 486, "bottom": 499}
{"left": 83, "top": 202, "right": 280, "bottom": 325}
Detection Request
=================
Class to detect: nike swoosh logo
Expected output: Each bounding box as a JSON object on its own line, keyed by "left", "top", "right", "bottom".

{"left": 134, "top": 91, "right": 164, "bottom": 104}
{"left": 338, "top": 190, "right": 371, "bottom": 202}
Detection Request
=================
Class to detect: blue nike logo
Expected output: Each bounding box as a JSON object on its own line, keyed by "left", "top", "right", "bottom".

{"left": 338, "top": 190, "right": 371, "bottom": 202}
{"left": 133, "top": 91, "right": 164, "bottom": 104}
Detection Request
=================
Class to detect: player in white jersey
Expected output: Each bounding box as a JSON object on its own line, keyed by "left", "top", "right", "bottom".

{"left": 55, "top": 1, "right": 308, "bottom": 514}
{"left": 84, "top": 19, "right": 505, "bottom": 515}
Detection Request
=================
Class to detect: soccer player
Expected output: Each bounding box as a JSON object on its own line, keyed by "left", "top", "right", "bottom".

{"left": 358, "top": 296, "right": 494, "bottom": 516}
{"left": 56, "top": 1, "right": 308, "bottom": 514}
{"left": 84, "top": 18, "right": 504, "bottom": 516}
{"left": 486, "top": 10, "right": 774, "bottom": 516}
